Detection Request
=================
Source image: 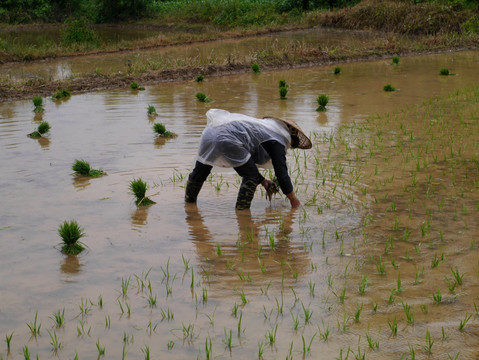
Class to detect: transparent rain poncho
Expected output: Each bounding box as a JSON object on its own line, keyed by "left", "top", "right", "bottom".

{"left": 196, "top": 109, "right": 291, "bottom": 168}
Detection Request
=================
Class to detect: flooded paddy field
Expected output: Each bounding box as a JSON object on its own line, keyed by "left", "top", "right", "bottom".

{"left": 1, "top": 49, "right": 479, "bottom": 359}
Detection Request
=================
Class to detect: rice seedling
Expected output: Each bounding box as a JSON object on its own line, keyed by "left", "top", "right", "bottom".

{"left": 6, "top": 332, "right": 13, "bottom": 352}
{"left": 391, "top": 56, "right": 399, "bottom": 65}
{"left": 153, "top": 122, "right": 174, "bottom": 138}
{"left": 47, "top": 330, "right": 62, "bottom": 353}
{"left": 49, "top": 308, "right": 65, "bottom": 328}
{"left": 147, "top": 104, "right": 157, "bottom": 116}
{"left": 96, "top": 339, "right": 106, "bottom": 357}
{"left": 366, "top": 333, "right": 379, "bottom": 350}
{"left": 279, "top": 79, "right": 287, "bottom": 88}
{"left": 448, "top": 353, "right": 460, "bottom": 360}
{"left": 334, "top": 66, "right": 341, "bottom": 74}
{"left": 439, "top": 68, "right": 451, "bottom": 76}
{"left": 130, "top": 81, "right": 145, "bottom": 90}
{"left": 279, "top": 86, "right": 288, "bottom": 99}
{"left": 388, "top": 316, "right": 398, "bottom": 336}
{"left": 302, "top": 333, "right": 316, "bottom": 355}
{"left": 196, "top": 92, "right": 211, "bottom": 102}
{"left": 383, "top": 84, "right": 397, "bottom": 92}
{"left": 32, "top": 95, "right": 44, "bottom": 112}
{"left": 417, "top": 329, "right": 434, "bottom": 355}
{"left": 129, "top": 178, "right": 156, "bottom": 206}
{"left": 105, "top": 315, "right": 110, "bottom": 328}
{"left": 301, "top": 302, "right": 313, "bottom": 323}
{"left": 316, "top": 94, "right": 329, "bottom": 111}
{"left": 167, "top": 340, "right": 175, "bottom": 350}
{"left": 52, "top": 89, "right": 71, "bottom": 99}
{"left": 77, "top": 319, "right": 91, "bottom": 336}
{"left": 58, "top": 220, "right": 86, "bottom": 255}
{"left": 23, "top": 345, "right": 31, "bottom": 360}
{"left": 27, "top": 311, "right": 41, "bottom": 337}
{"left": 72, "top": 159, "right": 105, "bottom": 177}
{"left": 450, "top": 266, "right": 464, "bottom": 285}
{"left": 402, "top": 301, "right": 415, "bottom": 325}
{"left": 358, "top": 275, "right": 367, "bottom": 294}
{"left": 354, "top": 303, "right": 363, "bottom": 322}
{"left": 28, "top": 121, "right": 50, "bottom": 138}
{"left": 265, "top": 324, "right": 278, "bottom": 345}
{"left": 196, "top": 74, "right": 204, "bottom": 82}
{"left": 78, "top": 298, "right": 92, "bottom": 316}
{"left": 251, "top": 62, "right": 261, "bottom": 73}
{"left": 458, "top": 312, "right": 472, "bottom": 331}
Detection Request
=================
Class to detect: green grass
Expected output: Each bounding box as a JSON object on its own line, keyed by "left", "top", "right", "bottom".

{"left": 58, "top": 220, "right": 86, "bottom": 255}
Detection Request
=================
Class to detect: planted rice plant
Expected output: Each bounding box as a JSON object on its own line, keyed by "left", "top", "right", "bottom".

{"left": 251, "top": 62, "right": 261, "bottom": 73}
{"left": 279, "top": 86, "right": 288, "bottom": 99}
{"left": 129, "top": 178, "right": 156, "bottom": 206}
{"left": 196, "top": 75, "right": 204, "bottom": 82}
{"left": 334, "top": 66, "right": 341, "bottom": 74}
{"left": 58, "top": 220, "right": 86, "bottom": 255}
{"left": 130, "top": 81, "right": 145, "bottom": 90}
{"left": 392, "top": 56, "right": 399, "bottom": 65}
{"left": 147, "top": 104, "right": 157, "bottom": 116}
{"left": 72, "top": 159, "right": 105, "bottom": 177}
{"left": 28, "top": 121, "right": 50, "bottom": 138}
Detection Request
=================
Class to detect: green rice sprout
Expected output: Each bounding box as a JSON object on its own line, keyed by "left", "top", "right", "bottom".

{"left": 196, "top": 92, "right": 211, "bottom": 103}
{"left": 23, "top": 345, "right": 31, "bottom": 360}
{"left": 129, "top": 178, "right": 156, "bottom": 206}
{"left": 72, "top": 159, "right": 105, "bottom": 177}
{"left": 50, "top": 308, "right": 65, "bottom": 328}
{"left": 316, "top": 94, "right": 329, "bottom": 111}
{"left": 196, "top": 74, "right": 204, "bottom": 82}
{"left": 334, "top": 66, "right": 341, "bottom": 74}
{"left": 459, "top": 312, "right": 472, "bottom": 331}
{"left": 6, "top": 331, "right": 13, "bottom": 352}
{"left": 279, "top": 86, "right": 288, "bottom": 99}
{"left": 418, "top": 329, "right": 434, "bottom": 354}
{"left": 29, "top": 121, "right": 50, "bottom": 138}
{"left": 392, "top": 56, "right": 399, "bottom": 65}
{"left": 383, "top": 84, "right": 397, "bottom": 92}
{"left": 52, "top": 89, "right": 71, "bottom": 100}
{"left": 251, "top": 62, "right": 261, "bottom": 73}
{"left": 58, "top": 220, "right": 86, "bottom": 255}
{"left": 27, "top": 311, "right": 41, "bottom": 337}
{"left": 147, "top": 104, "right": 157, "bottom": 116}
{"left": 96, "top": 339, "right": 105, "bottom": 356}
{"left": 32, "top": 95, "right": 44, "bottom": 112}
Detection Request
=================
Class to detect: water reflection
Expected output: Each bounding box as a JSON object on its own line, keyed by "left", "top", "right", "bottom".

{"left": 72, "top": 175, "right": 91, "bottom": 191}
{"left": 131, "top": 206, "right": 150, "bottom": 227}
{"left": 36, "top": 136, "right": 50, "bottom": 149}
{"left": 60, "top": 254, "right": 82, "bottom": 275}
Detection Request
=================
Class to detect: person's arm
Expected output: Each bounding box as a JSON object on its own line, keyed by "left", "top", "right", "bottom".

{"left": 261, "top": 140, "right": 300, "bottom": 207}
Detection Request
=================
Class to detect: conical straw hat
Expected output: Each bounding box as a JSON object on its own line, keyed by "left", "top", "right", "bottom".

{"left": 263, "top": 116, "right": 312, "bottom": 149}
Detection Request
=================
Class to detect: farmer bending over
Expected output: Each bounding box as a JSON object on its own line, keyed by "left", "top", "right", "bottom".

{"left": 185, "top": 109, "right": 312, "bottom": 210}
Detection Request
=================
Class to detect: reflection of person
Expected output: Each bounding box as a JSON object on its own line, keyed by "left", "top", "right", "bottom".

{"left": 185, "top": 109, "right": 312, "bottom": 210}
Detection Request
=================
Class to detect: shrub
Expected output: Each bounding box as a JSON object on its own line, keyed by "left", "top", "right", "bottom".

{"left": 60, "top": 17, "right": 99, "bottom": 46}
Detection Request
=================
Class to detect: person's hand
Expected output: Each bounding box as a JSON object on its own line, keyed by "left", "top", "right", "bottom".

{"left": 261, "top": 179, "right": 275, "bottom": 190}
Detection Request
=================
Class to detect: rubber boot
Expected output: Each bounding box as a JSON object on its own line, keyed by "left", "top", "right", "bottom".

{"left": 185, "top": 180, "right": 204, "bottom": 203}
{"left": 235, "top": 179, "right": 259, "bottom": 210}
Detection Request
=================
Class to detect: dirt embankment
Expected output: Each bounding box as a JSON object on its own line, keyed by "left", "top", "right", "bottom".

{"left": 1, "top": 0, "right": 477, "bottom": 102}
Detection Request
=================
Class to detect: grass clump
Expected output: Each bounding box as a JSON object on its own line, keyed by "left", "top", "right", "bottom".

{"left": 196, "top": 92, "right": 211, "bottom": 103}
{"left": 153, "top": 122, "right": 174, "bottom": 138}
{"left": 316, "top": 94, "right": 329, "bottom": 111}
{"left": 28, "top": 121, "right": 50, "bottom": 138}
{"left": 130, "top": 81, "right": 145, "bottom": 90}
{"left": 196, "top": 75, "right": 205, "bottom": 82}
{"left": 334, "top": 66, "right": 341, "bottom": 74}
{"left": 52, "top": 89, "right": 71, "bottom": 100}
{"left": 383, "top": 84, "right": 397, "bottom": 92}
{"left": 251, "top": 62, "right": 261, "bottom": 73}
{"left": 72, "top": 159, "right": 105, "bottom": 177}
{"left": 392, "top": 56, "right": 400, "bottom": 65}
{"left": 32, "top": 96, "right": 44, "bottom": 112}
{"left": 58, "top": 220, "right": 86, "bottom": 255}
{"left": 129, "top": 178, "right": 156, "bottom": 206}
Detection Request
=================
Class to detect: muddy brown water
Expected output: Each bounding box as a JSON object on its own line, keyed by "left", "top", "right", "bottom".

{"left": 1, "top": 49, "right": 479, "bottom": 359}
{"left": 0, "top": 28, "right": 376, "bottom": 81}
